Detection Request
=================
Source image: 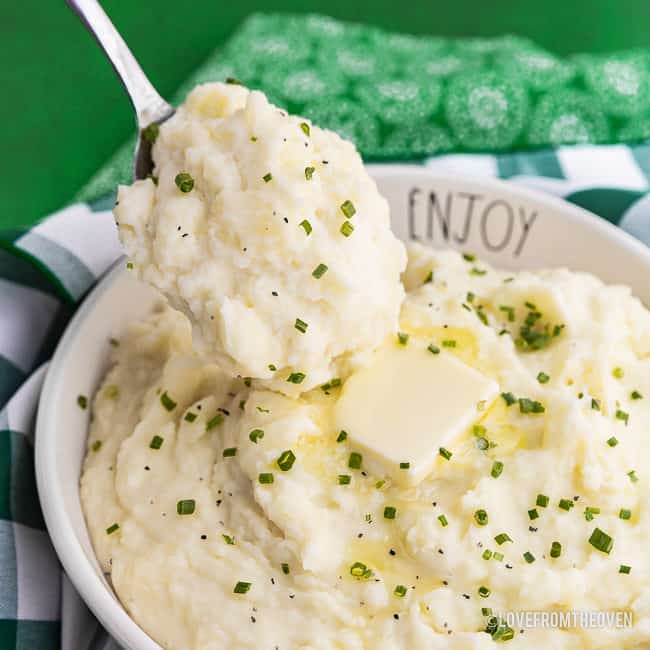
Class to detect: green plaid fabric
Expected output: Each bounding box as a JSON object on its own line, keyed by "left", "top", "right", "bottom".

{"left": 2, "top": 13, "right": 650, "bottom": 650}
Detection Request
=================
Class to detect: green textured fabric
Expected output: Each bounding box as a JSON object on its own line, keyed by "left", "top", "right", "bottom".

{"left": 77, "top": 14, "right": 650, "bottom": 203}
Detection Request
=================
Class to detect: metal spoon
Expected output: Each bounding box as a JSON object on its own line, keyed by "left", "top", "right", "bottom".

{"left": 66, "top": 0, "right": 175, "bottom": 180}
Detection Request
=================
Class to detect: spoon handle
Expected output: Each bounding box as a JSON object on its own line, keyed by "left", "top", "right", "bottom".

{"left": 66, "top": 0, "right": 173, "bottom": 127}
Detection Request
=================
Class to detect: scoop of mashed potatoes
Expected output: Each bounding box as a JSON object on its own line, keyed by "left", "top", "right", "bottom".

{"left": 82, "top": 246, "right": 650, "bottom": 649}
{"left": 114, "top": 83, "right": 406, "bottom": 393}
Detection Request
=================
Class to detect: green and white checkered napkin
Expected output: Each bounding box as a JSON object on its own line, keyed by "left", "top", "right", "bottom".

{"left": 2, "top": 13, "right": 650, "bottom": 650}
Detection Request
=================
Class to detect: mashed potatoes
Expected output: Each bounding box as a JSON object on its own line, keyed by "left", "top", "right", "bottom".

{"left": 114, "top": 83, "right": 406, "bottom": 393}
{"left": 82, "top": 246, "right": 650, "bottom": 649}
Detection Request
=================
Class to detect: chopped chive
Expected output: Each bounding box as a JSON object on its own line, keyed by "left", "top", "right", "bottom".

{"left": 394, "top": 584, "right": 407, "bottom": 598}
{"left": 294, "top": 318, "right": 308, "bottom": 334}
{"left": 91, "top": 440, "right": 102, "bottom": 452}
{"left": 206, "top": 413, "right": 224, "bottom": 430}
{"left": 493, "top": 552, "right": 504, "bottom": 562}
{"left": 616, "top": 409, "right": 629, "bottom": 425}
{"left": 262, "top": 172, "right": 273, "bottom": 183}
{"left": 495, "top": 533, "right": 512, "bottom": 545}
{"left": 499, "top": 305, "right": 515, "bottom": 322}
{"left": 619, "top": 508, "right": 632, "bottom": 520}
{"left": 243, "top": 377, "right": 252, "bottom": 387}
{"left": 589, "top": 527, "right": 613, "bottom": 554}
{"left": 518, "top": 398, "right": 545, "bottom": 414}
{"left": 591, "top": 398, "right": 601, "bottom": 411}
{"left": 537, "top": 372, "right": 550, "bottom": 384}
{"left": 340, "top": 221, "right": 355, "bottom": 237}
{"left": 77, "top": 394, "right": 88, "bottom": 410}
{"left": 184, "top": 412, "right": 197, "bottom": 423}
{"left": 438, "top": 514, "right": 448, "bottom": 527}
{"left": 491, "top": 461, "right": 504, "bottom": 478}
{"left": 340, "top": 200, "right": 356, "bottom": 218}
{"left": 375, "top": 480, "right": 385, "bottom": 489}
{"left": 399, "top": 462, "right": 410, "bottom": 469}
{"left": 348, "top": 452, "right": 362, "bottom": 470}
{"left": 467, "top": 291, "right": 475, "bottom": 303}
{"left": 268, "top": 364, "right": 277, "bottom": 372}
{"left": 225, "top": 77, "right": 242, "bottom": 85}
{"left": 300, "top": 122, "right": 310, "bottom": 136}
{"left": 336, "top": 430, "right": 348, "bottom": 443}
{"left": 439, "top": 447, "right": 452, "bottom": 461}
{"left": 474, "top": 509, "right": 488, "bottom": 526}
{"left": 501, "top": 392, "right": 516, "bottom": 406}
{"left": 258, "top": 473, "right": 274, "bottom": 485}
{"left": 149, "top": 435, "right": 164, "bottom": 450}
{"left": 536, "top": 494, "right": 549, "bottom": 507}
{"left": 223, "top": 447, "right": 237, "bottom": 457}
{"left": 304, "top": 166, "right": 315, "bottom": 180}
{"left": 471, "top": 267, "right": 487, "bottom": 276}
{"left": 287, "top": 372, "right": 306, "bottom": 384}
{"left": 550, "top": 541, "right": 562, "bottom": 558}
{"left": 233, "top": 581, "right": 251, "bottom": 594}
{"left": 142, "top": 123, "right": 159, "bottom": 143}
{"left": 612, "top": 367, "right": 624, "bottom": 379}
{"left": 281, "top": 563, "right": 290, "bottom": 574}
{"left": 249, "top": 429, "right": 264, "bottom": 444}
{"left": 397, "top": 331, "right": 409, "bottom": 346}
{"left": 424, "top": 270, "right": 433, "bottom": 284}
{"left": 312, "top": 263, "right": 328, "bottom": 279}
{"left": 174, "top": 172, "right": 194, "bottom": 193}
{"left": 619, "top": 565, "right": 631, "bottom": 574}
{"left": 442, "top": 339, "right": 456, "bottom": 348}
{"left": 462, "top": 253, "right": 476, "bottom": 262}
{"left": 222, "top": 534, "right": 235, "bottom": 545}
{"left": 631, "top": 390, "right": 643, "bottom": 400}
{"left": 607, "top": 437, "right": 619, "bottom": 447}
{"left": 482, "top": 549, "right": 493, "bottom": 560}
{"left": 482, "top": 607, "right": 493, "bottom": 616}
{"left": 384, "top": 506, "right": 397, "bottom": 520}
{"left": 160, "top": 391, "right": 177, "bottom": 411}
{"left": 584, "top": 506, "right": 600, "bottom": 521}
{"left": 628, "top": 470, "right": 639, "bottom": 483}
{"left": 277, "top": 450, "right": 296, "bottom": 472}
{"left": 338, "top": 474, "right": 351, "bottom": 485}
{"left": 126, "top": 262, "right": 134, "bottom": 270}
{"left": 427, "top": 343, "right": 440, "bottom": 355}
{"left": 558, "top": 498, "right": 574, "bottom": 511}
{"left": 478, "top": 585, "right": 491, "bottom": 597}
{"left": 176, "top": 499, "right": 196, "bottom": 515}
{"left": 299, "top": 219, "right": 312, "bottom": 235}
{"left": 350, "top": 562, "right": 372, "bottom": 579}
{"left": 523, "top": 551, "right": 535, "bottom": 564}
{"left": 528, "top": 508, "right": 539, "bottom": 521}
{"left": 106, "top": 523, "right": 120, "bottom": 535}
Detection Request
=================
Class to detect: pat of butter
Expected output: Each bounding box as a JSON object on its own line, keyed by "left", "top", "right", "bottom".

{"left": 335, "top": 338, "right": 499, "bottom": 486}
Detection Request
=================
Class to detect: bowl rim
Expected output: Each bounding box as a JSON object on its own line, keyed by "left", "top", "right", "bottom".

{"left": 35, "top": 169, "right": 650, "bottom": 650}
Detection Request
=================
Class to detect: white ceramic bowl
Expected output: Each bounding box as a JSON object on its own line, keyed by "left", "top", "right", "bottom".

{"left": 35, "top": 167, "right": 650, "bottom": 650}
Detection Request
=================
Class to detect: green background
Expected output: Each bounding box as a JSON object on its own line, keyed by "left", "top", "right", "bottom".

{"left": 2, "top": 0, "right": 648, "bottom": 229}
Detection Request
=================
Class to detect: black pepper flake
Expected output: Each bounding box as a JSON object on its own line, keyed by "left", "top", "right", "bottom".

{"left": 200, "top": 535, "right": 207, "bottom": 540}
{"left": 283, "top": 217, "right": 288, "bottom": 223}
{"left": 443, "top": 580, "right": 448, "bottom": 585}
{"left": 251, "top": 616, "right": 256, "bottom": 623}
{"left": 506, "top": 563, "right": 513, "bottom": 569}
{"left": 289, "top": 594, "right": 295, "bottom": 599}
{"left": 438, "top": 549, "right": 444, "bottom": 555}
{"left": 357, "top": 533, "right": 363, "bottom": 538}
{"left": 216, "top": 500, "right": 222, "bottom": 507}
{"left": 271, "top": 578, "right": 275, "bottom": 585}
{"left": 182, "top": 233, "right": 189, "bottom": 238}
{"left": 144, "top": 466, "right": 150, "bottom": 471}
{"left": 322, "top": 160, "right": 329, "bottom": 164}
{"left": 462, "top": 594, "right": 470, "bottom": 600}
{"left": 393, "top": 614, "right": 399, "bottom": 620}
{"left": 218, "top": 408, "right": 230, "bottom": 416}
{"left": 389, "top": 549, "right": 396, "bottom": 556}
{"left": 177, "top": 226, "right": 181, "bottom": 231}
{"left": 529, "top": 526, "right": 538, "bottom": 532}
{"left": 272, "top": 291, "right": 278, "bottom": 296}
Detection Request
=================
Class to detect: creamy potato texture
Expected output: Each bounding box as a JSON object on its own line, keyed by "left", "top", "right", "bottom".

{"left": 82, "top": 246, "right": 650, "bottom": 649}
{"left": 114, "top": 82, "right": 406, "bottom": 393}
